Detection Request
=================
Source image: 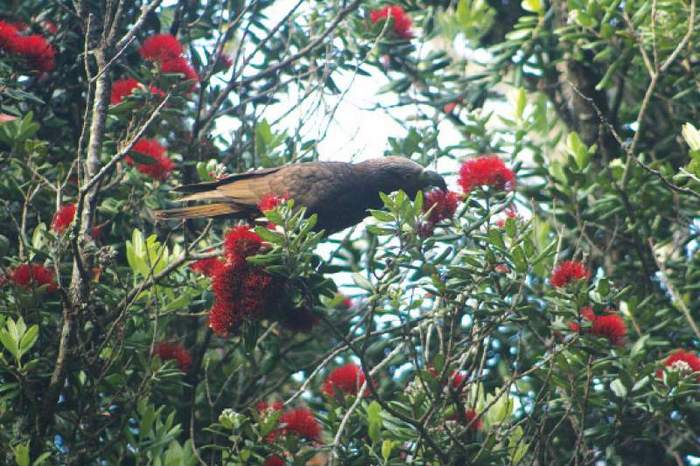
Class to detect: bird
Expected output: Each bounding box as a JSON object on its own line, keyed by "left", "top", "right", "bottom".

{"left": 155, "top": 156, "right": 447, "bottom": 234}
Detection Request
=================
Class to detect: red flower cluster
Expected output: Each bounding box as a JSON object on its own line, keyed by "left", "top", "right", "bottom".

{"left": 495, "top": 206, "right": 518, "bottom": 228}
{"left": 258, "top": 402, "right": 321, "bottom": 442}
{"left": 6, "top": 263, "right": 57, "bottom": 292}
{"left": 568, "top": 307, "right": 627, "bottom": 346}
{"left": 110, "top": 78, "right": 164, "bottom": 105}
{"left": 153, "top": 341, "right": 192, "bottom": 372}
{"left": 322, "top": 363, "right": 366, "bottom": 397}
{"left": 656, "top": 350, "right": 700, "bottom": 381}
{"left": 278, "top": 408, "right": 322, "bottom": 441}
{"left": 0, "top": 20, "right": 56, "bottom": 72}
{"left": 125, "top": 138, "right": 175, "bottom": 181}
{"left": 209, "top": 226, "right": 276, "bottom": 335}
{"left": 423, "top": 189, "right": 460, "bottom": 224}
{"left": 263, "top": 455, "right": 285, "bottom": 466}
{"left": 461, "top": 409, "right": 483, "bottom": 430}
{"left": 52, "top": 203, "right": 76, "bottom": 233}
{"left": 139, "top": 34, "right": 198, "bottom": 86}
{"left": 550, "top": 260, "right": 590, "bottom": 288}
{"left": 190, "top": 257, "right": 223, "bottom": 277}
{"left": 370, "top": 5, "right": 413, "bottom": 39}
{"left": 258, "top": 193, "right": 288, "bottom": 212}
{"left": 428, "top": 367, "right": 467, "bottom": 391}
{"left": 458, "top": 156, "right": 515, "bottom": 194}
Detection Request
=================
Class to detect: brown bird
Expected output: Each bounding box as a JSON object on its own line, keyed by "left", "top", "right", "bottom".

{"left": 155, "top": 156, "right": 446, "bottom": 234}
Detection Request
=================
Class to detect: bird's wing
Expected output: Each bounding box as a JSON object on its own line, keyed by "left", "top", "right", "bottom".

{"left": 175, "top": 166, "right": 284, "bottom": 205}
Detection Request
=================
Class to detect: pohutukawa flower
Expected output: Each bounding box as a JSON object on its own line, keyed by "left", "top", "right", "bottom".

{"left": 568, "top": 307, "right": 626, "bottom": 346}
{"left": 657, "top": 349, "right": 700, "bottom": 381}
{"left": 125, "top": 138, "right": 175, "bottom": 181}
{"left": 258, "top": 193, "right": 288, "bottom": 212}
{"left": 495, "top": 206, "right": 518, "bottom": 228}
{"left": 223, "top": 226, "right": 263, "bottom": 263}
{"left": 278, "top": 407, "right": 321, "bottom": 441}
{"left": 160, "top": 56, "right": 199, "bottom": 83}
{"left": 257, "top": 400, "right": 284, "bottom": 414}
{"left": 7, "top": 263, "right": 57, "bottom": 292}
{"left": 0, "top": 21, "right": 56, "bottom": 72}
{"left": 52, "top": 203, "right": 76, "bottom": 233}
{"left": 550, "top": 260, "right": 591, "bottom": 288}
{"left": 263, "top": 455, "right": 285, "bottom": 466}
{"left": 14, "top": 34, "right": 56, "bottom": 71}
{"left": 591, "top": 313, "right": 627, "bottom": 346}
{"left": 139, "top": 34, "right": 184, "bottom": 62}
{"left": 370, "top": 5, "right": 413, "bottom": 39}
{"left": 458, "top": 155, "right": 515, "bottom": 194}
{"left": 322, "top": 363, "right": 366, "bottom": 397}
{"left": 110, "top": 78, "right": 164, "bottom": 105}
{"left": 462, "top": 409, "right": 483, "bottom": 430}
{"left": 189, "top": 257, "right": 223, "bottom": 277}
{"left": 423, "top": 189, "right": 460, "bottom": 224}
{"left": 209, "top": 226, "right": 276, "bottom": 336}
{"left": 153, "top": 341, "right": 192, "bottom": 372}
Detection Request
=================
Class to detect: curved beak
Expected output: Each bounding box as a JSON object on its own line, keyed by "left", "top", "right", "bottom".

{"left": 423, "top": 170, "right": 447, "bottom": 191}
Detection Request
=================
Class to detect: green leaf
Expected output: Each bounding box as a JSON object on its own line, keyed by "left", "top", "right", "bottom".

{"left": 521, "top": 0, "right": 543, "bottom": 14}
{"left": 381, "top": 439, "right": 396, "bottom": 461}
{"left": 367, "top": 401, "right": 383, "bottom": 443}
{"left": 18, "top": 325, "right": 38, "bottom": 357}
{"left": 566, "top": 132, "right": 590, "bottom": 170}
{"left": 13, "top": 441, "right": 30, "bottom": 466}
{"left": 353, "top": 273, "right": 374, "bottom": 291}
{"left": 610, "top": 378, "right": 627, "bottom": 398}
{"left": 682, "top": 122, "right": 700, "bottom": 151}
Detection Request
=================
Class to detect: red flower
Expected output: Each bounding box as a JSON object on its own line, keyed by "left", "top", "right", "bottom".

{"left": 52, "top": 203, "right": 76, "bottom": 233}
{"left": 495, "top": 206, "right": 518, "bottom": 228}
{"left": 423, "top": 189, "right": 460, "bottom": 224}
{"left": 0, "top": 20, "right": 21, "bottom": 53}
{"left": 14, "top": 34, "right": 56, "bottom": 71}
{"left": 463, "top": 409, "right": 483, "bottom": 430}
{"left": 224, "top": 226, "right": 262, "bottom": 263}
{"left": 443, "top": 101, "right": 458, "bottom": 114}
{"left": 154, "top": 341, "right": 192, "bottom": 372}
{"left": 322, "top": 363, "right": 366, "bottom": 397}
{"left": 190, "top": 257, "right": 223, "bottom": 277}
{"left": 208, "top": 260, "right": 276, "bottom": 336}
{"left": 111, "top": 78, "right": 163, "bottom": 105}
{"left": 550, "top": 260, "right": 590, "bottom": 288}
{"left": 91, "top": 224, "right": 104, "bottom": 240}
{"left": 139, "top": 34, "right": 184, "bottom": 62}
{"left": 416, "top": 221, "right": 435, "bottom": 238}
{"left": 263, "top": 455, "right": 285, "bottom": 466}
{"left": 568, "top": 306, "right": 596, "bottom": 332}
{"left": 458, "top": 156, "right": 515, "bottom": 194}
{"left": 591, "top": 313, "right": 626, "bottom": 346}
{"left": 258, "top": 193, "right": 288, "bottom": 212}
{"left": 279, "top": 408, "right": 321, "bottom": 440}
{"left": 569, "top": 307, "right": 626, "bottom": 346}
{"left": 41, "top": 20, "right": 58, "bottom": 35}
{"left": 161, "top": 57, "right": 199, "bottom": 83}
{"left": 257, "top": 400, "right": 284, "bottom": 413}
{"left": 219, "top": 54, "right": 233, "bottom": 70}
{"left": 428, "top": 367, "right": 467, "bottom": 391}
{"left": 370, "top": 5, "right": 413, "bottom": 39}
{"left": 125, "top": 138, "right": 174, "bottom": 181}
{"left": 657, "top": 350, "right": 700, "bottom": 381}
{"left": 8, "top": 263, "right": 57, "bottom": 292}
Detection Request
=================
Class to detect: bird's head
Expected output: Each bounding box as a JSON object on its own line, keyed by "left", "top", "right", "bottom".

{"left": 358, "top": 157, "right": 447, "bottom": 197}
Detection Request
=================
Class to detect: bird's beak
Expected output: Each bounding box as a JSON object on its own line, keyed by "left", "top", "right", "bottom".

{"left": 422, "top": 170, "right": 447, "bottom": 191}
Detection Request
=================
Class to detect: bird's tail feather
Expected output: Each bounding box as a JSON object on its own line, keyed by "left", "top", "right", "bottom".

{"left": 154, "top": 203, "right": 243, "bottom": 220}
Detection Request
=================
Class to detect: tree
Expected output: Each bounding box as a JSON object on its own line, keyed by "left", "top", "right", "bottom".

{"left": 1, "top": 0, "right": 699, "bottom": 465}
